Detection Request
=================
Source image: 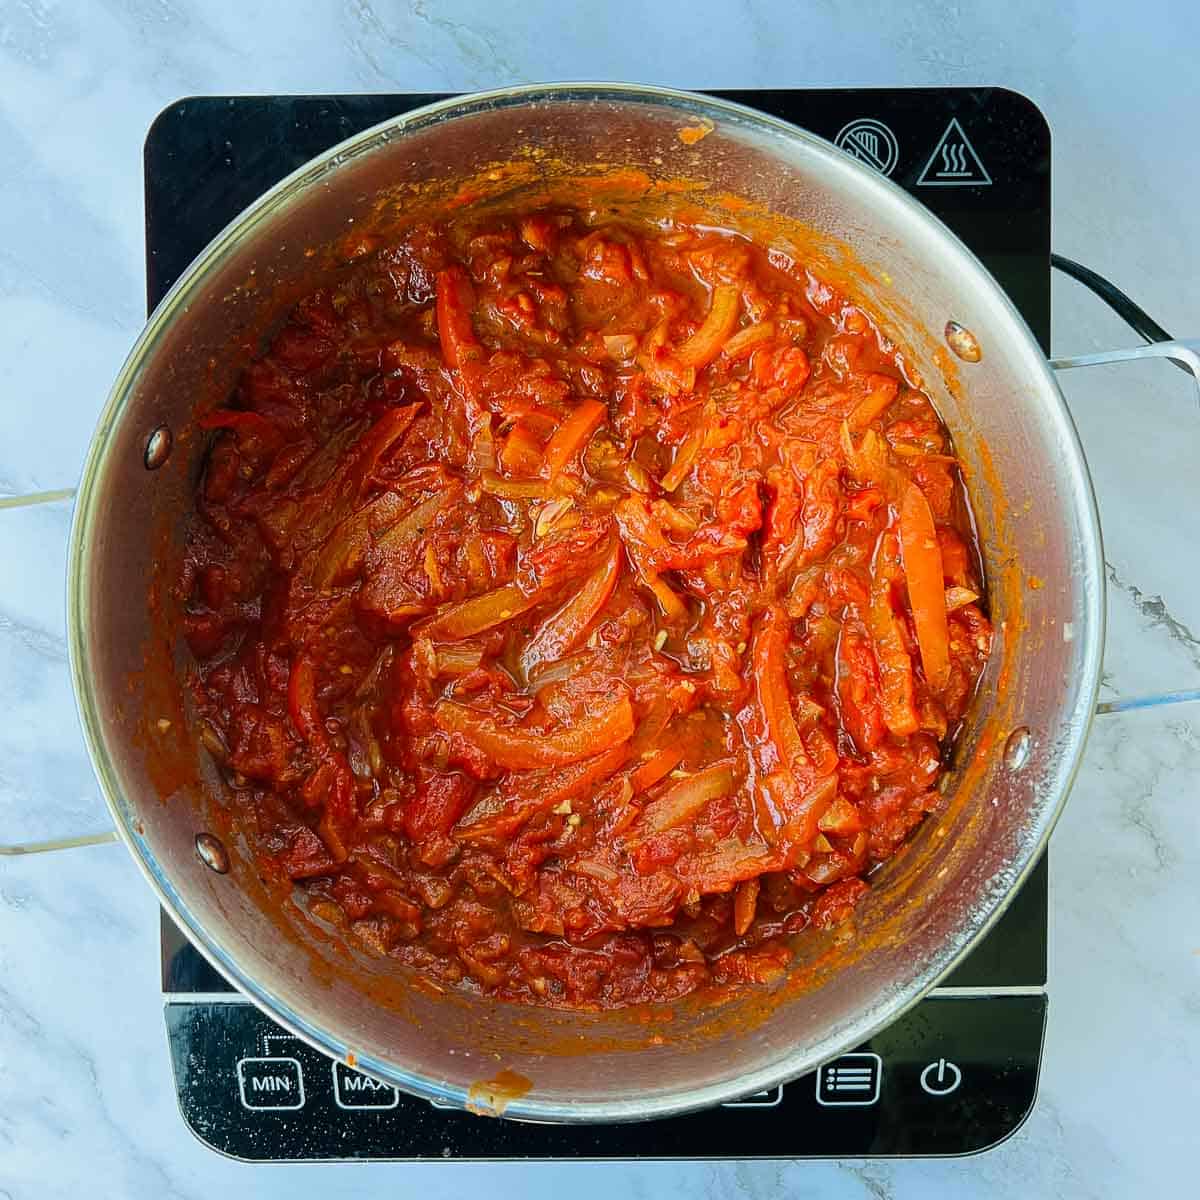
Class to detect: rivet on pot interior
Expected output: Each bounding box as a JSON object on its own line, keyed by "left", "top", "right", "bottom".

{"left": 944, "top": 320, "right": 982, "bottom": 363}
{"left": 144, "top": 425, "right": 173, "bottom": 470}
{"left": 195, "top": 832, "right": 230, "bottom": 874}
{"left": 1003, "top": 726, "right": 1033, "bottom": 771}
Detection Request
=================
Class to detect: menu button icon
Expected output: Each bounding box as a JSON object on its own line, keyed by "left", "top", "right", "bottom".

{"left": 815, "top": 1053, "right": 882, "bottom": 1107}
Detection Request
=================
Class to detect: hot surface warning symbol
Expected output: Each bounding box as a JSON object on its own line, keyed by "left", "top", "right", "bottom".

{"left": 916, "top": 118, "right": 992, "bottom": 187}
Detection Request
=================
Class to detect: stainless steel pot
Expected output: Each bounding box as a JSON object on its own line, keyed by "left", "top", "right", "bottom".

{"left": 5, "top": 84, "right": 1197, "bottom": 1123}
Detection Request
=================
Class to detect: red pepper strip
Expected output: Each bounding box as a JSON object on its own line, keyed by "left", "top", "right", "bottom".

{"left": 867, "top": 529, "right": 921, "bottom": 736}
{"left": 287, "top": 656, "right": 355, "bottom": 835}
{"left": 402, "top": 772, "right": 477, "bottom": 842}
{"left": 745, "top": 606, "right": 836, "bottom": 855}
{"left": 315, "top": 776, "right": 355, "bottom": 857}
{"left": 733, "top": 877, "right": 761, "bottom": 936}
{"left": 752, "top": 607, "right": 812, "bottom": 776}
{"left": 898, "top": 482, "right": 951, "bottom": 690}
{"left": 760, "top": 466, "right": 800, "bottom": 588}
{"left": 499, "top": 422, "right": 544, "bottom": 475}
{"left": 646, "top": 576, "right": 688, "bottom": 620}
{"left": 479, "top": 472, "right": 551, "bottom": 500}
{"left": 847, "top": 374, "right": 900, "bottom": 430}
{"left": 654, "top": 526, "right": 748, "bottom": 571}
{"left": 433, "top": 695, "right": 635, "bottom": 771}
{"left": 676, "top": 285, "right": 741, "bottom": 368}
{"left": 834, "top": 623, "right": 887, "bottom": 754}
{"left": 454, "top": 744, "right": 631, "bottom": 842}
{"left": 542, "top": 399, "right": 606, "bottom": 480}
{"left": 287, "top": 655, "right": 326, "bottom": 746}
{"left": 519, "top": 542, "right": 621, "bottom": 679}
{"left": 423, "top": 580, "right": 549, "bottom": 641}
{"left": 435, "top": 266, "right": 488, "bottom": 437}
{"left": 630, "top": 743, "right": 686, "bottom": 793}
{"left": 435, "top": 266, "right": 482, "bottom": 370}
{"left": 434, "top": 265, "right": 489, "bottom": 451}
{"left": 722, "top": 321, "right": 775, "bottom": 361}
{"left": 614, "top": 497, "right": 689, "bottom": 620}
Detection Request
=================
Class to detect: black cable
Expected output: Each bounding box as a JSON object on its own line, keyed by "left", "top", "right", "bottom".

{"left": 1050, "top": 253, "right": 1190, "bottom": 375}
{"left": 1051, "top": 252, "right": 1179, "bottom": 343}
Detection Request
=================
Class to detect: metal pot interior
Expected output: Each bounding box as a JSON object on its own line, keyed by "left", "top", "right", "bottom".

{"left": 67, "top": 85, "right": 1103, "bottom": 1121}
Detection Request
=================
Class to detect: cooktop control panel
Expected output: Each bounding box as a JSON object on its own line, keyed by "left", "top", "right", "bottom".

{"left": 166, "top": 994, "right": 1044, "bottom": 1159}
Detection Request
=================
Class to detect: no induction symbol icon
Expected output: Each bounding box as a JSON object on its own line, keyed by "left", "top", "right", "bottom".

{"left": 834, "top": 119, "right": 900, "bottom": 177}
{"left": 919, "top": 1057, "right": 963, "bottom": 1096}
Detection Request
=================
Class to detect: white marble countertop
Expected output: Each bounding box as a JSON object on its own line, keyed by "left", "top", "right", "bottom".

{"left": 1, "top": 2, "right": 1197, "bottom": 1196}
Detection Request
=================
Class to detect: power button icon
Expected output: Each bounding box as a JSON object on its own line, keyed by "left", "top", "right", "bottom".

{"left": 919, "top": 1058, "right": 962, "bottom": 1096}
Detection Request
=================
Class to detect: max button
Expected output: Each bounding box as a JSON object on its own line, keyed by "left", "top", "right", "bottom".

{"left": 919, "top": 1058, "right": 962, "bottom": 1097}
{"left": 332, "top": 1062, "right": 400, "bottom": 1110}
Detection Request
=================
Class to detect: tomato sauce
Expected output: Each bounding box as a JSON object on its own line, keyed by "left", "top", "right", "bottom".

{"left": 180, "top": 204, "right": 992, "bottom": 1009}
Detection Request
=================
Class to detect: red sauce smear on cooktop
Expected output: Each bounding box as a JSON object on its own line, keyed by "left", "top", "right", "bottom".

{"left": 179, "top": 205, "right": 992, "bottom": 1009}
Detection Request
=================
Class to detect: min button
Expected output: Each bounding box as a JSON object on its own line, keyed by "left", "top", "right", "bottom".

{"left": 236, "top": 1056, "right": 306, "bottom": 1110}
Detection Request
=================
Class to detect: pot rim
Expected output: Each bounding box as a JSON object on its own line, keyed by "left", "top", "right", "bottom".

{"left": 65, "top": 81, "right": 1104, "bottom": 1123}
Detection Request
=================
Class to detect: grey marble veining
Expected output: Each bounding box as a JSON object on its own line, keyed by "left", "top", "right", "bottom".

{"left": 0, "top": 2, "right": 1196, "bottom": 1196}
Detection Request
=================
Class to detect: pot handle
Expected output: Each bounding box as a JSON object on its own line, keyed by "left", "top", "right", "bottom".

{"left": 1049, "top": 252, "right": 1200, "bottom": 398}
{"left": 1051, "top": 338, "right": 1200, "bottom": 401}
{"left": 1049, "top": 254, "right": 1200, "bottom": 713}
{"left": 0, "top": 487, "right": 78, "bottom": 511}
{"left": 0, "top": 487, "right": 119, "bottom": 855}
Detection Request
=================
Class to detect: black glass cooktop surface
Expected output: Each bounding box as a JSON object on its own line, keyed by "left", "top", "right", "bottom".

{"left": 151, "top": 88, "right": 1049, "bottom": 1161}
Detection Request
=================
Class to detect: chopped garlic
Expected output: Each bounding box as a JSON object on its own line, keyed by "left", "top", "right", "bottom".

{"left": 535, "top": 497, "right": 575, "bottom": 538}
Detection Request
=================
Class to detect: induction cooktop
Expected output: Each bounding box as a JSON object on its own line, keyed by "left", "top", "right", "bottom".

{"left": 150, "top": 87, "right": 1050, "bottom": 1161}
